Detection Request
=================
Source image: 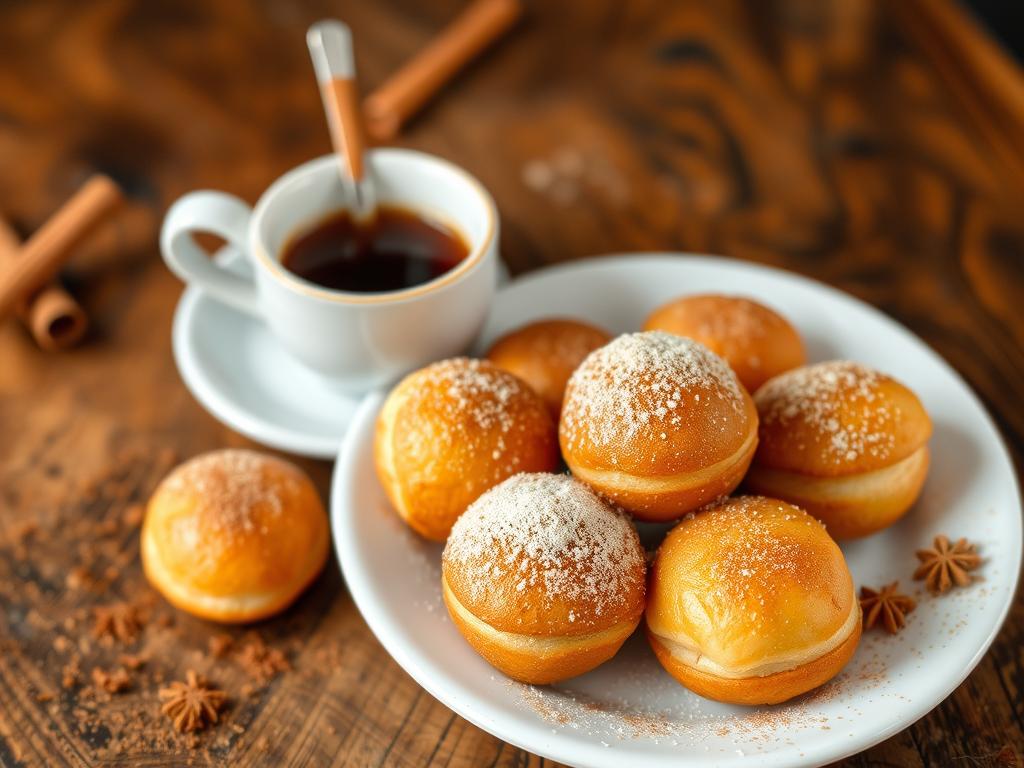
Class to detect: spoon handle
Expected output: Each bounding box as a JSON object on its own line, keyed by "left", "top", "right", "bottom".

{"left": 307, "top": 20, "right": 376, "bottom": 219}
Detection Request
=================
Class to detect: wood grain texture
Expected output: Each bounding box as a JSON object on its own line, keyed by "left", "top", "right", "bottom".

{"left": 1, "top": 0, "right": 1023, "bottom": 765}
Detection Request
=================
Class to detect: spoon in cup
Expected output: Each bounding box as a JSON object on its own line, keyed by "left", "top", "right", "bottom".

{"left": 307, "top": 20, "right": 377, "bottom": 223}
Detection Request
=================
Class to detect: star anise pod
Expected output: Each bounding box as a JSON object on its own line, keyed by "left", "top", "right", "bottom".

{"left": 92, "top": 603, "right": 143, "bottom": 644}
{"left": 860, "top": 582, "right": 916, "bottom": 634}
{"left": 914, "top": 535, "right": 981, "bottom": 595}
{"left": 159, "top": 670, "right": 226, "bottom": 733}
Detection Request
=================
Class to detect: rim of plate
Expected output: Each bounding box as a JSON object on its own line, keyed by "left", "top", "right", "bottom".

{"left": 332, "top": 253, "right": 1022, "bottom": 768}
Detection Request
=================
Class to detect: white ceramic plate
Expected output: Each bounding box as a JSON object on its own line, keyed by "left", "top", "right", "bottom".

{"left": 331, "top": 255, "right": 1021, "bottom": 768}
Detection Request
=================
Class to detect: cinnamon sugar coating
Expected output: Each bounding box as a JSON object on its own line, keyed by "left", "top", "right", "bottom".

{"left": 375, "top": 358, "right": 559, "bottom": 542}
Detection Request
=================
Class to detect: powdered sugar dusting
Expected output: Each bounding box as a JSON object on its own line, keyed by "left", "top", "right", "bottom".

{"left": 160, "top": 449, "right": 300, "bottom": 536}
{"left": 444, "top": 473, "right": 644, "bottom": 626}
{"left": 755, "top": 361, "right": 897, "bottom": 464}
{"left": 561, "top": 332, "right": 745, "bottom": 453}
{"left": 683, "top": 296, "right": 777, "bottom": 358}
{"left": 427, "top": 358, "right": 523, "bottom": 432}
{"left": 400, "top": 358, "right": 547, "bottom": 469}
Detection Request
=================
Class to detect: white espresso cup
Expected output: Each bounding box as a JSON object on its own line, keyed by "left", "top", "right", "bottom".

{"left": 161, "top": 149, "right": 498, "bottom": 394}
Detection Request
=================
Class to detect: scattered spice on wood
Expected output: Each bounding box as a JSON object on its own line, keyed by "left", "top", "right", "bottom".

{"left": 208, "top": 633, "right": 234, "bottom": 659}
{"left": 236, "top": 632, "right": 290, "bottom": 684}
{"left": 92, "top": 602, "right": 144, "bottom": 644}
{"left": 61, "top": 658, "right": 81, "bottom": 689}
{"left": 65, "top": 566, "right": 93, "bottom": 591}
{"left": 118, "top": 653, "right": 147, "bottom": 670}
{"left": 92, "top": 666, "right": 132, "bottom": 694}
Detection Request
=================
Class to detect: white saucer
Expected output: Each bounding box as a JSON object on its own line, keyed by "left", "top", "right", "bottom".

{"left": 332, "top": 254, "right": 1021, "bottom": 768}
{"left": 172, "top": 247, "right": 511, "bottom": 458}
{"left": 171, "top": 246, "right": 356, "bottom": 458}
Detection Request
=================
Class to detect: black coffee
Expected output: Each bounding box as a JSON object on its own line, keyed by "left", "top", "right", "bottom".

{"left": 281, "top": 205, "right": 469, "bottom": 292}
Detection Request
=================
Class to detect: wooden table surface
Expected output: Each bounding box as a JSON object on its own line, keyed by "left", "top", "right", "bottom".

{"left": 1, "top": 0, "right": 1022, "bottom": 765}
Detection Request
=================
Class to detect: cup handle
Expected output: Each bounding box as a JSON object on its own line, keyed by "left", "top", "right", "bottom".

{"left": 160, "top": 191, "right": 260, "bottom": 316}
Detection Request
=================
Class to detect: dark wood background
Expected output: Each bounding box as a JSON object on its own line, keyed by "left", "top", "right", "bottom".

{"left": 1, "top": 0, "right": 1022, "bottom": 765}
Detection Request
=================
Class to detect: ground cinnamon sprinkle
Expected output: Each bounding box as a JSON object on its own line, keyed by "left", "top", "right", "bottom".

{"left": 91, "top": 666, "right": 132, "bottom": 694}
{"left": 118, "top": 653, "right": 147, "bottom": 670}
{"left": 61, "top": 657, "right": 81, "bottom": 689}
{"left": 236, "top": 632, "right": 290, "bottom": 683}
{"left": 65, "top": 566, "right": 94, "bottom": 591}
{"left": 92, "top": 602, "right": 145, "bottom": 644}
{"left": 512, "top": 631, "right": 902, "bottom": 751}
{"left": 208, "top": 633, "right": 234, "bottom": 659}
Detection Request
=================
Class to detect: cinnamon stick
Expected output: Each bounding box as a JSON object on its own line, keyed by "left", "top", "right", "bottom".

{"left": 0, "top": 175, "right": 122, "bottom": 321}
{"left": 364, "top": 0, "right": 522, "bottom": 141}
{"left": 0, "top": 219, "right": 88, "bottom": 351}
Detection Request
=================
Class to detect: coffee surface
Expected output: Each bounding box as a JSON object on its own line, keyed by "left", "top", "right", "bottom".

{"left": 281, "top": 205, "right": 469, "bottom": 292}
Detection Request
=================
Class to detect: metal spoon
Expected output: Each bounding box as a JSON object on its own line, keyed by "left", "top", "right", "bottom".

{"left": 307, "top": 20, "right": 377, "bottom": 222}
